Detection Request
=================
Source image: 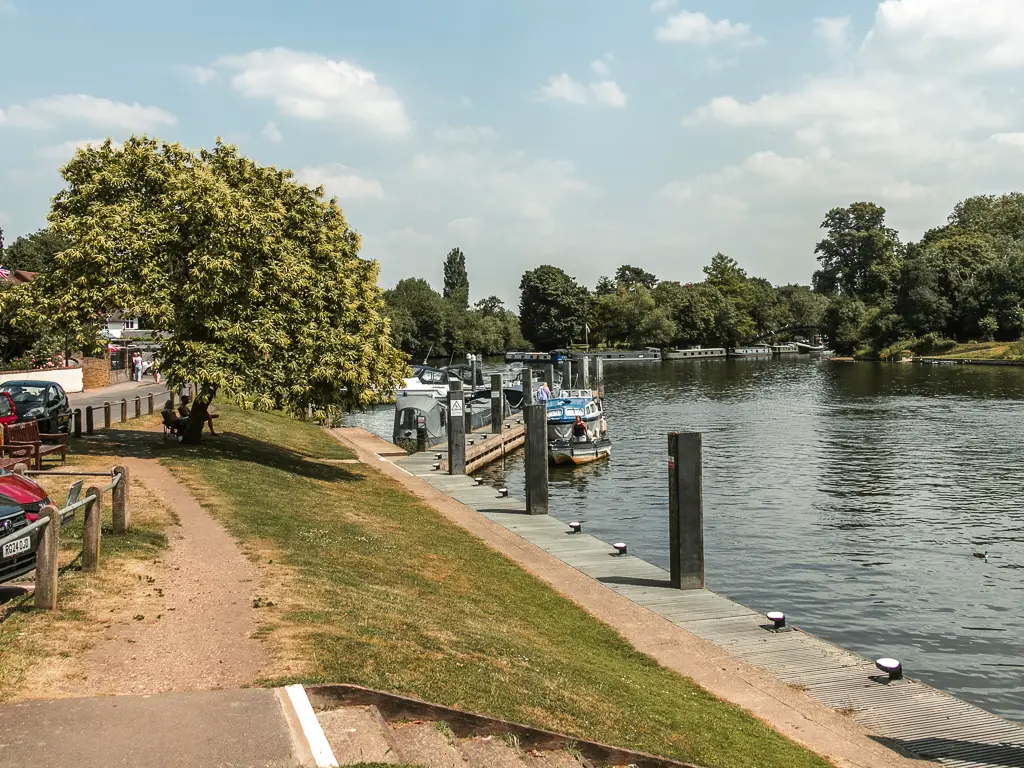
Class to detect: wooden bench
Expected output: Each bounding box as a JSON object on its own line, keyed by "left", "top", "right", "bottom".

{"left": 4, "top": 421, "right": 68, "bottom": 470}
{"left": 0, "top": 443, "right": 35, "bottom": 471}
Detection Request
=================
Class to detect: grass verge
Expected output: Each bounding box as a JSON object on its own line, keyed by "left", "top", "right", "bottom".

{"left": 153, "top": 404, "right": 829, "bottom": 768}
{"left": 0, "top": 451, "right": 175, "bottom": 701}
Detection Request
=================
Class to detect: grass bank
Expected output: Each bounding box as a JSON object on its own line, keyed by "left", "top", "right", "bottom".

{"left": 927, "top": 340, "right": 1024, "bottom": 360}
{"left": 0, "top": 452, "right": 175, "bottom": 701}
{"left": 157, "top": 404, "right": 828, "bottom": 768}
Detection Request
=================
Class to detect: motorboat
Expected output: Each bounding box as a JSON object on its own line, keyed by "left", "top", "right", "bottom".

{"left": 549, "top": 437, "right": 612, "bottom": 466}
{"left": 401, "top": 364, "right": 451, "bottom": 398}
{"left": 392, "top": 388, "right": 492, "bottom": 452}
{"left": 503, "top": 368, "right": 562, "bottom": 410}
{"left": 545, "top": 391, "right": 605, "bottom": 443}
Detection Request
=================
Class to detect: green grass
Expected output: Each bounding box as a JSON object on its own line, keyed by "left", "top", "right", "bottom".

{"left": 930, "top": 340, "right": 1024, "bottom": 360}
{"left": 156, "top": 404, "right": 829, "bottom": 768}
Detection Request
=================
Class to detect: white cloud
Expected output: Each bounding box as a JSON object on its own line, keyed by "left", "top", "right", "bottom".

{"left": 211, "top": 48, "right": 412, "bottom": 136}
{"left": 814, "top": 16, "right": 852, "bottom": 53}
{"left": 294, "top": 163, "right": 384, "bottom": 200}
{"left": 656, "top": 10, "right": 764, "bottom": 47}
{"left": 590, "top": 80, "right": 627, "bottom": 108}
{"left": 590, "top": 59, "right": 609, "bottom": 75}
{"left": 705, "top": 56, "right": 738, "bottom": 73}
{"left": 35, "top": 138, "right": 121, "bottom": 163}
{"left": 535, "top": 73, "right": 627, "bottom": 108}
{"left": 261, "top": 121, "right": 283, "bottom": 142}
{"left": 992, "top": 132, "right": 1024, "bottom": 148}
{"left": 181, "top": 65, "right": 217, "bottom": 85}
{"left": 650, "top": 0, "right": 676, "bottom": 11}
{"left": 0, "top": 94, "right": 176, "bottom": 132}
{"left": 434, "top": 125, "right": 498, "bottom": 143}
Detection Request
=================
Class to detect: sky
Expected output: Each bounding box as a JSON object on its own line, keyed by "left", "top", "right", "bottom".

{"left": 2, "top": 0, "right": 1024, "bottom": 306}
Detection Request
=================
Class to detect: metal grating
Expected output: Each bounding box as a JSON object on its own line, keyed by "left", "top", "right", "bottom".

{"left": 395, "top": 454, "right": 1024, "bottom": 768}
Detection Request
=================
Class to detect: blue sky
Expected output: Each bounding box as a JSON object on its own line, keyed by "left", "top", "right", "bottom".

{"left": 2, "top": 0, "right": 1024, "bottom": 305}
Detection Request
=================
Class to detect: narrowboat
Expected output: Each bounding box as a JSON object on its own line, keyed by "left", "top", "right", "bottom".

{"left": 665, "top": 347, "right": 727, "bottom": 360}
{"left": 728, "top": 345, "right": 773, "bottom": 358}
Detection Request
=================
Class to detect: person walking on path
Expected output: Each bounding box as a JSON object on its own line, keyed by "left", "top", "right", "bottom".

{"left": 537, "top": 381, "right": 551, "bottom": 403}
{"left": 131, "top": 351, "right": 143, "bottom": 382}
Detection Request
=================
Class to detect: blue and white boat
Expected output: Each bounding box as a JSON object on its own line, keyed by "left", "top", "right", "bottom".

{"left": 545, "top": 390, "right": 610, "bottom": 465}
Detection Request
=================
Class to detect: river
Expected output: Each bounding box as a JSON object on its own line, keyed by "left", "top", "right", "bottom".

{"left": 343, "top": 358, "right": 1024, "bottom": 722}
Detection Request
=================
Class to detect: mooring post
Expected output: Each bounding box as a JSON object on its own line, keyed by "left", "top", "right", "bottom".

{"left": 545, "top": 364, "right": 556, "bottom": 394}
{"left": 103, "top": 402, "right": 111, "bottom": 429}
{"left": 447, "top": 380, "right": 466, "bottom": 475}
{"left": 522, "top": 368, "right": 534, "bottom": 407}
{"left": 668, "top": 432, "right": 704, "bottom": 590}
{"left": 561, "top": 359, "right": 572, "bottom": 390}
{"left": 134, "top": 396, "right": 141, "bottom": 419}
{"left": 416, "top": 424, "right": 428, "bottom": 453}
{"left": 581, "top": 355, "right": 590, "bottom": 388}
{"left": 83, "top": 485, "right": 103, "bottom": 573}
{"left": 112, "top": 465, "right": 130, "bottom": 534}
{"left": 524, "top": 403, "right": 549, "bottom": 515}
{"left": 33, "top": 504, "right": 59, "bottom": 610}
{"left": 595, "top": 357, "right": 605, "bottom": 402}
{"left": 86, "top": 406, "right": 94, "bottom": 435}
{"left": 73, "top": 409, "right": 82, "bottom": 439}
{"left": 120, "top": 398, "right": 128, "bottom": 423}
{"left": 490, "top": 374, "right": 503, "bottom": 434}
{"left": 147, "top": 393, "right": 154, "bottom": 414}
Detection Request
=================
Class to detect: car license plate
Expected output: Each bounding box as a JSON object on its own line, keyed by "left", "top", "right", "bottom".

{"left": 2, "top": 536, "right": 30, "bottom": 559}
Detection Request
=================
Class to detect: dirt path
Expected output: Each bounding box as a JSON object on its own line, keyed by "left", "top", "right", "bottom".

{"left": 60, "top": 457, "right": 267, "bottom": 696}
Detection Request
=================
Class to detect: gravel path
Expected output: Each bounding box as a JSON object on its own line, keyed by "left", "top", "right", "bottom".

{"left": 61, "top": 457, "right": 267, "bottom": 695}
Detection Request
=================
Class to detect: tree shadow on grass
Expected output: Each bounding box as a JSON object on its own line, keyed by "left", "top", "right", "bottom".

{"left": 69, "top": 428, "right": 363, "bottom": 484}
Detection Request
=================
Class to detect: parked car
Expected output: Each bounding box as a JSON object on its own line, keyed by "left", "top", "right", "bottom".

{"left": 0, "top": 381, "right": 72, "bottom": 434}
{"left": 0, "top": 472, "right": 53, "bottom": 584}
{"left": 0, "top": 392, "right": 18, "bottom": 430}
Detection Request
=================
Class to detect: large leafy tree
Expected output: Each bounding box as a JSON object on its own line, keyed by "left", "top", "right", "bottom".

{"left": 3, "top": 228, "right": 69, "bottom": 273}
{"left": 38, "top": 137, "right": 405, "bottom": 443}
{"left": 813, "top": 202, "right": 902, "bottom": 305}
{"left": 384, "top": 278, "right": 447, "bottom": 360}
{"left": 614, "top": 264, "right": 659, "bottom": 290}
{"left": 518, "top": 265, "right": 589, "bottom": 350}
{"left": 442, "top": 247, "right": 470, "bottom": 309}
{"left": 592, "top": 286, "right": 674, "bottom": 349}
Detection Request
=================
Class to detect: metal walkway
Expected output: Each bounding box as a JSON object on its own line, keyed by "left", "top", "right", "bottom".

{"left": 398, "top": 449, "right": 1024, "bottom": 768}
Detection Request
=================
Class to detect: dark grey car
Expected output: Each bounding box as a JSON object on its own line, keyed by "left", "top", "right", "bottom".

{"left": 0, "top": 381, "right": 73, "bottom": 434}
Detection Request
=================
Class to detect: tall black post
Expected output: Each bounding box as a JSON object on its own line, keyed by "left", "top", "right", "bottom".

{"left": 581, "top": 356, "right": 590, "bottom": 388}
{"left": 561, "top": 359, "right": 572, "bottom": 391}
{"left": 490, "top": 374, "right": 503, "bottom": 434}
{"left": 447, "top": 380, "right": 466, "bottom": 475}
{"left": 545, "top": 364, "right": 556, "bottom": 393}
{"left": 524, "top": 403, "right": 548, "bottom": 515}
{"left": 668, "top": 432, "right": 704, "bottom": 589}
{"left": 595, "top": 357, "right": 605, "bottom": 403}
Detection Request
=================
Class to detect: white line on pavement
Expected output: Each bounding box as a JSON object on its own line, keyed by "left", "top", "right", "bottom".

{"left": 284, "top": 684, "right": 339, "bottom": 768}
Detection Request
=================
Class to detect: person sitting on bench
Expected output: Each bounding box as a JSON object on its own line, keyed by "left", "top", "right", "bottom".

{"left": 161, "top": 399, "right": 184, "bottom": 437}
{"left": 178, "top": 396, "right": 218, "bottom": 435}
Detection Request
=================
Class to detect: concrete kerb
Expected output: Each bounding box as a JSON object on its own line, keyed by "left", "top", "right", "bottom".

{"left": 327, "top": 427, "right": 927, "bottom": 768}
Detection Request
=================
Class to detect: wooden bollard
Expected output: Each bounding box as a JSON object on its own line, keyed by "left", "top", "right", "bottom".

{"left": 73, "top": 409, "right": 82, "bottom": 438}
{"left": 134, "top": 396, "right": 142, "bottom": 418}
{"left": 33, "top": 504, "right": 60, "bottom": 610}
{"left": 112, "top": 466, "right": 130, "bottom": 534}
{"left": 147, "top": 393, "right": 154, "bottom": 414}
{"left": 120, "top": 399, "right": 128, "bottom": 423}
{"left": 522, "top": 368, "right": 534, "bottom": 407}
{"left": 668, "top": 432, "right": 704, "bottom": 590}
{"left": 524, "top": 403, "right": 548, "bottom": 515}
{"left": 13, "top": 462, "right": 27, "bottom": 476}
{"left": 447, "top": 380, "right": 466, "bottom": 475}
{"left": 490, "top": 374, "right": 504, "bottom": 434}
{"left": 103, "top": 402, "right": 111, "bottom": 429}
{"left": 83, "top": 485, "right": 103, "bottom": 573}
{"left": 86, "top": 405, "right": 94, "bottom": 435}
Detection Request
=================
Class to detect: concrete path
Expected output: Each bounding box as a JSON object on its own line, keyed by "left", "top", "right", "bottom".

{"left": 68, "top": 380, "right": 172, "bottom": 414}
{"left": 0, "top": 688, "right": 299, "bottom": 768}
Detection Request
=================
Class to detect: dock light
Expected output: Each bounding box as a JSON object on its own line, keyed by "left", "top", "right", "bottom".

{"left": 474, "top": 477, "right": 484, "bottom": 485}
{"left": 468, "top": 439, "right": 475, "bottom": 445}
{"left": 875, "top": 658, "right": 903, "bottom": 681}
{"left": 498, "top": 488, "right": 509, "bottom": 497}
{"left": 431, "top": 462, "right": 441, "bottom": 471}
{"left": 569, "top": 521, "right": 582, "bottom": 534}
{"left": 613, "top": 542, "right": 627, "bottom": 556}
{"left": 767, "top": 611, "right": 786, "bottom": 630}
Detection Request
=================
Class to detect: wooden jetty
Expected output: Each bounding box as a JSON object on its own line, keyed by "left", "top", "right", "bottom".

{"left": 439, "top": 421, "right": 526, "bottom": 474}
{"left": 396, "top": 450, "right": 1024, "bottom": 768}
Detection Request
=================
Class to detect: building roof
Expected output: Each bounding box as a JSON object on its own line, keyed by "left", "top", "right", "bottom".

{"left": 0, "top": 269, "right": 38, "bottom": 285}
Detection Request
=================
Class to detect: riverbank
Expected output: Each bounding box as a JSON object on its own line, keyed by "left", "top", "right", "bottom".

{"left": 85, "top": 404, "right": 822, "bottom": 768}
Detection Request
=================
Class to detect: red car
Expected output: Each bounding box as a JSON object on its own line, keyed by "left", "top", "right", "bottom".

{"left": 0, "top": 391, "right": 17, "bottom": 430}
{"left": 0, "top": 472, "right": 53, "bottom": 584}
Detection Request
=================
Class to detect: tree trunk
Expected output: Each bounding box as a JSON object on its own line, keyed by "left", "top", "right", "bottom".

{"left": 180, "top": 385, "right": 217, "bottom": 445}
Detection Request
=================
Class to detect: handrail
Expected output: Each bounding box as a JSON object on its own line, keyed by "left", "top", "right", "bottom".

{"left": 100, "top": 473, "right": 122, "bottom": 493}
{"left": 26, "top": 470, "right": 114, "bottom": 477}
{"left": 60, "top": 494, "right": 98, "bottom": 521}
{"left": 0, "top": 515, "right": 50, "bottom": 550}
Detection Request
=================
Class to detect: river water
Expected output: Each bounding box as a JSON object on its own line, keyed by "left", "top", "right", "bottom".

{"left": 343, "top": 358, "right": 1024, "bottom": 722}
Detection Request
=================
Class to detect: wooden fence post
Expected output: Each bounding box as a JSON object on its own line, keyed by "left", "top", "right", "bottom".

{"left": 134, "top": 396, "right": 141, "bottom": 419}
{"left": 524, "top": 403, "right": 549, "bottom": 515}
{"left": 86, "top": 406, "right": 94, "bottom": 435}
{"left": 147, "top": 393, "right": 154, "bottom": 414}
{"left": 103, "top": 402, "right": 111, "bottom": 429}
{"left": 33, "top": 504, "right": 60, "bottom": 611}
{"left": 13, "top": 462, "right": 27, "bottom": 476}
{"left": 73, "top": 409, "right": 82, "bottom": 438}
{"left": 490, "top": 374, "right": 504, "bottom": 434}
{"left": 112, "top": 466, "right": 130, "bottom": 534}
{"left": 83, "top": 485, "right": 103, "bottom": 573}
{"left": 120, "top": 399, "right": 128, "bottom": 423}
{"left": 447, "top": 380, "right": 466, "bottom": 475}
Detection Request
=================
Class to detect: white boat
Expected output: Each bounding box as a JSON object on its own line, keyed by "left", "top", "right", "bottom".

{"left": 771, "top": 343, "right": 799, "bottom": 355}
{"left": 728, "top": 345, "right": 773, "bottom": 358}
{"left": 665, "top": 347, "right": 726, "bottom": 360}
{"left": 545, "top": 391, "right": 605, "bottom": 443}
{"left": 549, "top": 438, "right": 612, "bottom": 466}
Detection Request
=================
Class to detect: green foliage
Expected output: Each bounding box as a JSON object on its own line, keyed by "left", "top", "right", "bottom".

{"left": 2, "top": 228, "right": 69, "bottom": 273}
{"left": 37, "top": 136, "right": 405, "bottom": 441}
{"left": 385, "top": 278, "right": 447, "bottom": 360}
{"left": 591, "top": 285, "right": 673, "bottom": 348}
{"left": 820, "top": 295, "right": 868, "bottom": 355}
{"left": 442, "top": 247, "right": 469, "bottom": 309}
{"left": 614, "top": 264, "right": 658, "bottom": 290}
{"left": 813, "top": 202, "right": 902, "bottom": 305}
{"left": 519, "top": 265, "right": 589, "bottom": 350}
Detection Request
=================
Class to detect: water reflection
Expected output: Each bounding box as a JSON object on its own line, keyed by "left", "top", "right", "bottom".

{"left": 342, "top": 359, "right": 1024, "bottom": 721}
